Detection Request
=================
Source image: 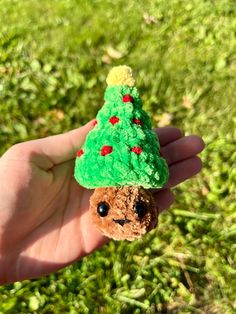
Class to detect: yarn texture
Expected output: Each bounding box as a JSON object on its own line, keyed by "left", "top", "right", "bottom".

{"left": 106, "top": 65, "right": 135, "bottom": 86}
{"left": 74, "top": 68, "right": 169, "bottom": 189}
{"left": 90, "top": 186, "right": 157, "bottom": 241}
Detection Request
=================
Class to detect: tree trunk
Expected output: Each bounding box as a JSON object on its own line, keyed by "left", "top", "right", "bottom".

{"left": 90, "top": 186, "right": 158, "bottom": 241}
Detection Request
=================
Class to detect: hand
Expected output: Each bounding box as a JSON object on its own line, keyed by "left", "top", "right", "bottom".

{"left": 0, "top": 120, "right": 204, "bottom": 284}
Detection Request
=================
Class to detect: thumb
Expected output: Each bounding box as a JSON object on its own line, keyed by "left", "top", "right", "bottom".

{"left": 26, "top": 120, "right": 95, "bottom": 166}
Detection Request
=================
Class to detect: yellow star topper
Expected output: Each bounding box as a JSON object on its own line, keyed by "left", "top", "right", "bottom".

{"left": 106, "top": 65, "right": 135, "bottom": 86}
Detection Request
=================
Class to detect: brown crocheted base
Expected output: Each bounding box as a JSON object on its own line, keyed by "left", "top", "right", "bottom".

{"left": 90, "top": 186, "right": 158, "bottom": 241}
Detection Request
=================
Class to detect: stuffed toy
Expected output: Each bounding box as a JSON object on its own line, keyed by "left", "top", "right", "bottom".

{"left": 74, "top": 65, "right": 169, "bottom": 241}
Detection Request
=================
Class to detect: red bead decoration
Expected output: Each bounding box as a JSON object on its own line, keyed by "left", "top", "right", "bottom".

{"left": 131, "top": 147, "right": 143, "bottom": 154}
{"left": 93, "top": 120, "right": 98, "bottom": 126}
{"left": 77, "top": 149, "right": 84, "bottom": 157}
{"left": 109, "top": 116, "right": 120, "bottom": 125}
{"left": 123, "top": 94, "right": 134, "bottom": 103}
{"left": 133, "top": 118, "right": 142, "bottom": 125}
{"left": 101, "top": 145, "right": 113, "bottom": 156}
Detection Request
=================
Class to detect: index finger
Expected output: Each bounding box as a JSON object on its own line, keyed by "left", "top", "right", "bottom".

{"left": 154, "top": 127, "right": 183, "bottom": 146}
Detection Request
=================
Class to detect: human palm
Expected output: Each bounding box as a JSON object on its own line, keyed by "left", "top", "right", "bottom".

{"left": 0, "top": 120, "right": 204, "bottom": 284}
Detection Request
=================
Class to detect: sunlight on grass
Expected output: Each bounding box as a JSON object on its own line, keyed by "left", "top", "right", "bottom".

{"left": 0, "top": 0, "right": 235, "bottom": 313}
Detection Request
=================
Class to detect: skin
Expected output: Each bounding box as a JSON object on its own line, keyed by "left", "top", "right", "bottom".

{"left": 0, "top": 120, "right": 204, "bottom": 284}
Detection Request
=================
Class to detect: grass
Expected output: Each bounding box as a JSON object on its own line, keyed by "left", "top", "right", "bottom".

{"left": 0, "top": 0, "right": 235, "bottom": 312}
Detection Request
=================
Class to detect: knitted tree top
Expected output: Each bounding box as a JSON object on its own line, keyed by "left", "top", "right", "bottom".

{"left": 74, "top": 65, "right": 169, "bottom": 189}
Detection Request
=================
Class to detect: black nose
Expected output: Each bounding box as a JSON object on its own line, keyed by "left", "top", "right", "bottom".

{"left": 113, "top": 219, "right": 131, "bottom": 226}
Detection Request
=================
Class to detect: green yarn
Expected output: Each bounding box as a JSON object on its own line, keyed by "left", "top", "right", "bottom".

{"left": 74, "top": 85, "right": 169, "bottom": 189}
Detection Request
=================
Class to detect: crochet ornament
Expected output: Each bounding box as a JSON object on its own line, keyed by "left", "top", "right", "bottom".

{"left": 74, "top": 66, "right": 169, "bottom": 241}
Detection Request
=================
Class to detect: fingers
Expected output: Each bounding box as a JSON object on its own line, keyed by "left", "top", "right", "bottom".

{"left": 161, "top": 135, "right": 205, "bottom": 165}
{"left": 31, "top": 125, "right": 187, "bottom": 168}
{"left": 153, "top": 157, "right": 202, "bottom": 213}
{"left": 167, "top": 156, "right": 203, "bottom": 188}
{"left": 153, "top": 188, "right": 175, "bottom": 212}
{"left": 154, "top": 127, "right": 183, "bottom": 146}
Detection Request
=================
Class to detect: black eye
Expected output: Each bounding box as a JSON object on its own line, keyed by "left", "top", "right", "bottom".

{"left": 97, "top": 202, "right": 110, "bottom": 217}
{"left": 134, "top": 201, "right": 147, "bottom": 219}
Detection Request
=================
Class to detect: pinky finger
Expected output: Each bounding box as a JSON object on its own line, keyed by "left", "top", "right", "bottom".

{"left": 153, "top": 189, "right": 175, "bottom": 213}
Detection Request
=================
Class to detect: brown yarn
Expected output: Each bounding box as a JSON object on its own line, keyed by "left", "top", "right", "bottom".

{"left": 90, "top": 187, "right": 157, "bottom": 241}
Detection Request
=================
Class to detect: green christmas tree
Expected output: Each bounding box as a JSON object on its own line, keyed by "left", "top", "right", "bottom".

{"left": 74, "top": 66, "right": 169, "bottom": 241}
{"left": 74, "top": 65, "right": 168, "bottom": 189}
